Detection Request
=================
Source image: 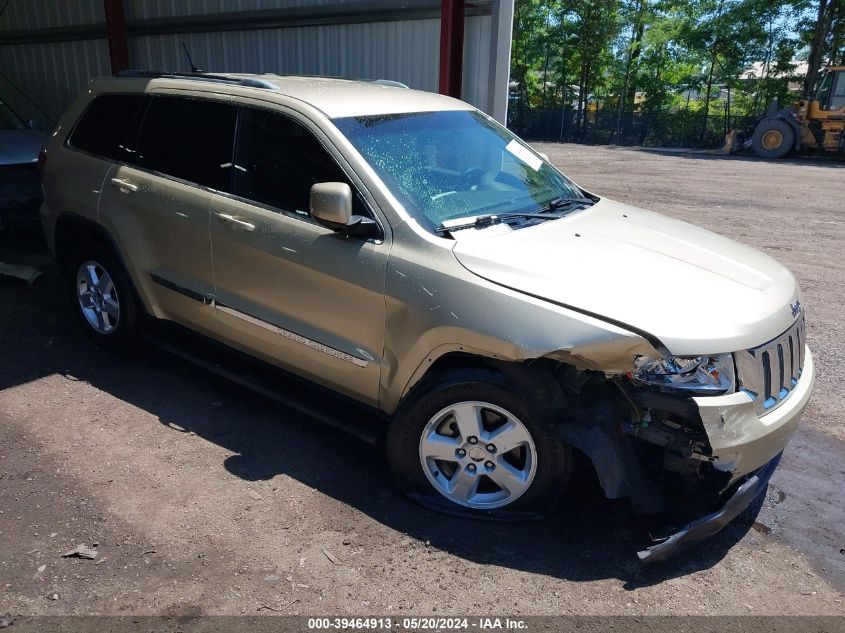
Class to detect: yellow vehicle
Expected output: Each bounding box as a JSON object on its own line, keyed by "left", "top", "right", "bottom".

{"left": 743, "top": 66, "right": 845, "bottom": 158}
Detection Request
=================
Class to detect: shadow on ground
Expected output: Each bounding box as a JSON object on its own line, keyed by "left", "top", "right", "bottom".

{"left": 0, "top": 229, "right": 759, "bottom": 590}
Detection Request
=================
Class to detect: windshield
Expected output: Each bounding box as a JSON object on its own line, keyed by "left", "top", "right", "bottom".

{"left": 333, "top": 110, "right": 586, "bottom": 232}
{"left": 0, "top": 101, "right": 26, "bottom": 130}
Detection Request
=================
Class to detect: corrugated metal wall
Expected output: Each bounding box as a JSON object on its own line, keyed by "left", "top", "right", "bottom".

{"left": 0, "top": 1, "right": 103, "bottom": 29}
{"left": 0, "top": 40, "right": 111, "bottom": 122}
{"left": 0, "top": 1, "right": 108, "bottom": 121}
{"left": 0, "top": 0, "right": 497, "bottom": 123}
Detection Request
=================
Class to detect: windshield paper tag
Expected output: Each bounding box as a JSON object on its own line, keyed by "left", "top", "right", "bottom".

{"left": 505, "top": 140, "right": 543, "bottom": 172}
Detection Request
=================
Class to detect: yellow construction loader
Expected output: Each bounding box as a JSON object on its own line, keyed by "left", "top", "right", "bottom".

{"left": 727, "top": 66, "right": 845, "bottom": 158}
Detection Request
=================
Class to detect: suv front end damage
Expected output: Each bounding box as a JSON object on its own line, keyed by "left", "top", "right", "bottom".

{"left": 546, "top": 319, "right": 813, "bottom": 563}
{"left": 694, "top": 349, "right": 813, "bottom": 482}
{"left": 614, "top": 344, "right": 814, "bottom": 562}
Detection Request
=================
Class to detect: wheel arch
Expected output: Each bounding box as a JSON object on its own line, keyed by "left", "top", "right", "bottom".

{"left": 54, "top": 211, "right": 149, "bottom": 315}
{"left": 54, "top": 212, "right": 124, "bottom": 272}
{"left": 385, "top": 324, "right": 659, "bottom": 416}
{"left": 391, "top": 344, "right": 586, "bottom": 417}
{"left": 389, "top": 345, "right": 524, "bottom": 415}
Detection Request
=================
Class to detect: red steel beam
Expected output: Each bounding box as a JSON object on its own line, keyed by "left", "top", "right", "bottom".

{"left": 103, "top": 0, "right": 129, "bottom": 73}
{"left": 438, "top": 0, "right": 465, "bottom": 98}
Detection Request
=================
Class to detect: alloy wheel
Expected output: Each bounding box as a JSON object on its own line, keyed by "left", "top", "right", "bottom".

{"left": 418, "top": 401, "right": 537, "bottom": 509}
{"left": 76, "top": 260, "right": 120, "bottom": 334}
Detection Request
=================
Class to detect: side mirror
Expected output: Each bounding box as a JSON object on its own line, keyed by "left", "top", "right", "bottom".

{"left": 27, "top": 118, "right": 43, "bottom": 132}
{"left": 310, "top": 182, "right": 377, "bottom": 238}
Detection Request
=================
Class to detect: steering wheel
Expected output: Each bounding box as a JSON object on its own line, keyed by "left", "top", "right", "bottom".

{"left": 459, "top": 167, "right": 486, "bottom": 191}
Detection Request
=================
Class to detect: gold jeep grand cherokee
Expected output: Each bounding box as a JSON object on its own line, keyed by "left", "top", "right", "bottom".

{"left": 40, "top": 71, "right": 814, "bottom": 562}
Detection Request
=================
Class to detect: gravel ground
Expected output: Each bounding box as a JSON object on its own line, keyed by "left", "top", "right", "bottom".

{"left": 0, "top": 145, "right": 843, "bottom": 618}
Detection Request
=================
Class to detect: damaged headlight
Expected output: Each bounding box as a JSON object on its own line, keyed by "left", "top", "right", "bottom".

{"left": 630, "top": 354, "right": 735, "bottom": 395}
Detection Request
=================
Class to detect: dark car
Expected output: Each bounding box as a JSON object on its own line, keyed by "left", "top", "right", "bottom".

{"left": 0, "top": 100, "right": 48, "bottom": 228}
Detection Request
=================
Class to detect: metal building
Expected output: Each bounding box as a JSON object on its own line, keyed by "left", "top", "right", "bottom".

{"left": 0, "top": 0, "right": 514, "bottom": 126}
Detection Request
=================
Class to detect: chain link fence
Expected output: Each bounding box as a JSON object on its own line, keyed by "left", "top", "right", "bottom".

{"left": 508, "top": 106, "right": 757, "bottom": 149}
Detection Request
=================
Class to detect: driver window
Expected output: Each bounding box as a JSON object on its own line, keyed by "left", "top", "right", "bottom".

{"left": 232, "top": 108, "right": 366, "bottom": 217}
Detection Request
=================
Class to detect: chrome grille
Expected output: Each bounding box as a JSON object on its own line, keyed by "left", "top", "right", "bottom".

{"left": 735, "top": 316, "right": 805, "bottom": 415}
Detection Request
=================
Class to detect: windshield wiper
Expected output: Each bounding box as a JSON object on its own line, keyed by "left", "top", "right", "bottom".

{"left": 434, "top": 195, "right": 595, "bottom": 235}
{"left": 435, "top": 212, "right": 563, "bottom": 235}
{"left": 540, "top": 196, "right": 595, "bottom": 213}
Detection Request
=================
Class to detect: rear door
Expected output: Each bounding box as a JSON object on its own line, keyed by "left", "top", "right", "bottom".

{"left": 207, "top": 105, "right": 389, "bottom": 406}
{"left": 98, "top": 94, "right": 237, "bottom": 335}
{"left": 47, "top": 94, "right": 146, "bottom": 229}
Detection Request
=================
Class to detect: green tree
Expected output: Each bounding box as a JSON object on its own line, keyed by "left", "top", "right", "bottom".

{"left": 511, "top": 0, "right": 550, "bottom": 113}
{"left": 630, "top": 2, "right": 702, "bottom": 113}
{"left": 798, "top": 0, "right": 845, "bottom": 94}
{"left": 510, "top": 0, "right": 835, "bottom": 143}
{"left": 554, "top": 0, "right": 620, "bottom": 128}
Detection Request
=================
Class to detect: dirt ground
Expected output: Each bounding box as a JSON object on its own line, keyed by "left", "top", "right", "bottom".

{"left": 0, "top": 145, "right": 843, "bottom": 618}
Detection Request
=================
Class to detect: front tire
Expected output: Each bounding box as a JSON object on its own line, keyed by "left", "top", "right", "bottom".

{"left": 67, "top": 245, "right": 138, "bottom": 353}
{"left": 387, "top": 369, "right": 572, "bottom": 516}
{"left": 752, "top": 118, "right": 795, "bottom": 159}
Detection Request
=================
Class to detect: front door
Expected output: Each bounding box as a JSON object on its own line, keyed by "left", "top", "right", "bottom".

{"left": 208, "top": 106, "right": 388, "bottom": 406}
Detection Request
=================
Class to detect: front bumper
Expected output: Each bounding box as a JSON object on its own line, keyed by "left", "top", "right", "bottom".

{"left": 638, "top": 452, "right": 781, "bottom": 562}
{"left": 695, "top": 347, "right": 814, "bottom": 480}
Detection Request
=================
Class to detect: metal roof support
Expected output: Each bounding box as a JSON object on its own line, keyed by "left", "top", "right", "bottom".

{"left": 0, "top": 3, "right": 492, "bottom": 45}
{"left": 438, "top": 0, "right": 465, "bottom": 99}
{"left": 487, "top": 0, "right": 514, "bottom": 125}
{"left": 102, "top": 0, "right": 129, "bottom": 73}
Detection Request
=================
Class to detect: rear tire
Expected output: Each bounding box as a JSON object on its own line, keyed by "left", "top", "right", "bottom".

{"left": 752, "top": 118, "right": 795, "bottom": 159}
{"left": 67, "top": 243, "right": 139, "bottom": 354}
{"left": 386, "top": 369, "right": 572, "bottom": 516}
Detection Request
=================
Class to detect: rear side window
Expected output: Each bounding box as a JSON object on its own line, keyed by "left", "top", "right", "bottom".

{"left": 67, "top": 94, "right": 147, "bottom": 161}
{"left": 136, "top": 96, "right": 236, "bottom": 192}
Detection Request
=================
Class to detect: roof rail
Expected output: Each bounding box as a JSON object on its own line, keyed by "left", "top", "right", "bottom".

{"left": 370, "top": 79, "right": 409, "bottom": 89}
{"left": 114, "top": 70, "right": 279, "bottom": 90}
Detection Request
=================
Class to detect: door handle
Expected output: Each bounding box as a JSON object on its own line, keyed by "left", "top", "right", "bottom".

{"left": 214, "top": 212, "right": 255, "bottom": 231}
{"left": 110, "top": 177, "right": 138, "bottom": 193}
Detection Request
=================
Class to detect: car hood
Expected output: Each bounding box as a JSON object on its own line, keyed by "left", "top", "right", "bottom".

{"left": 451, "top": 198, "right": 800, "bottom": 355}
{"left": 0, "top": 129, "right": 47, "bottom": 166}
